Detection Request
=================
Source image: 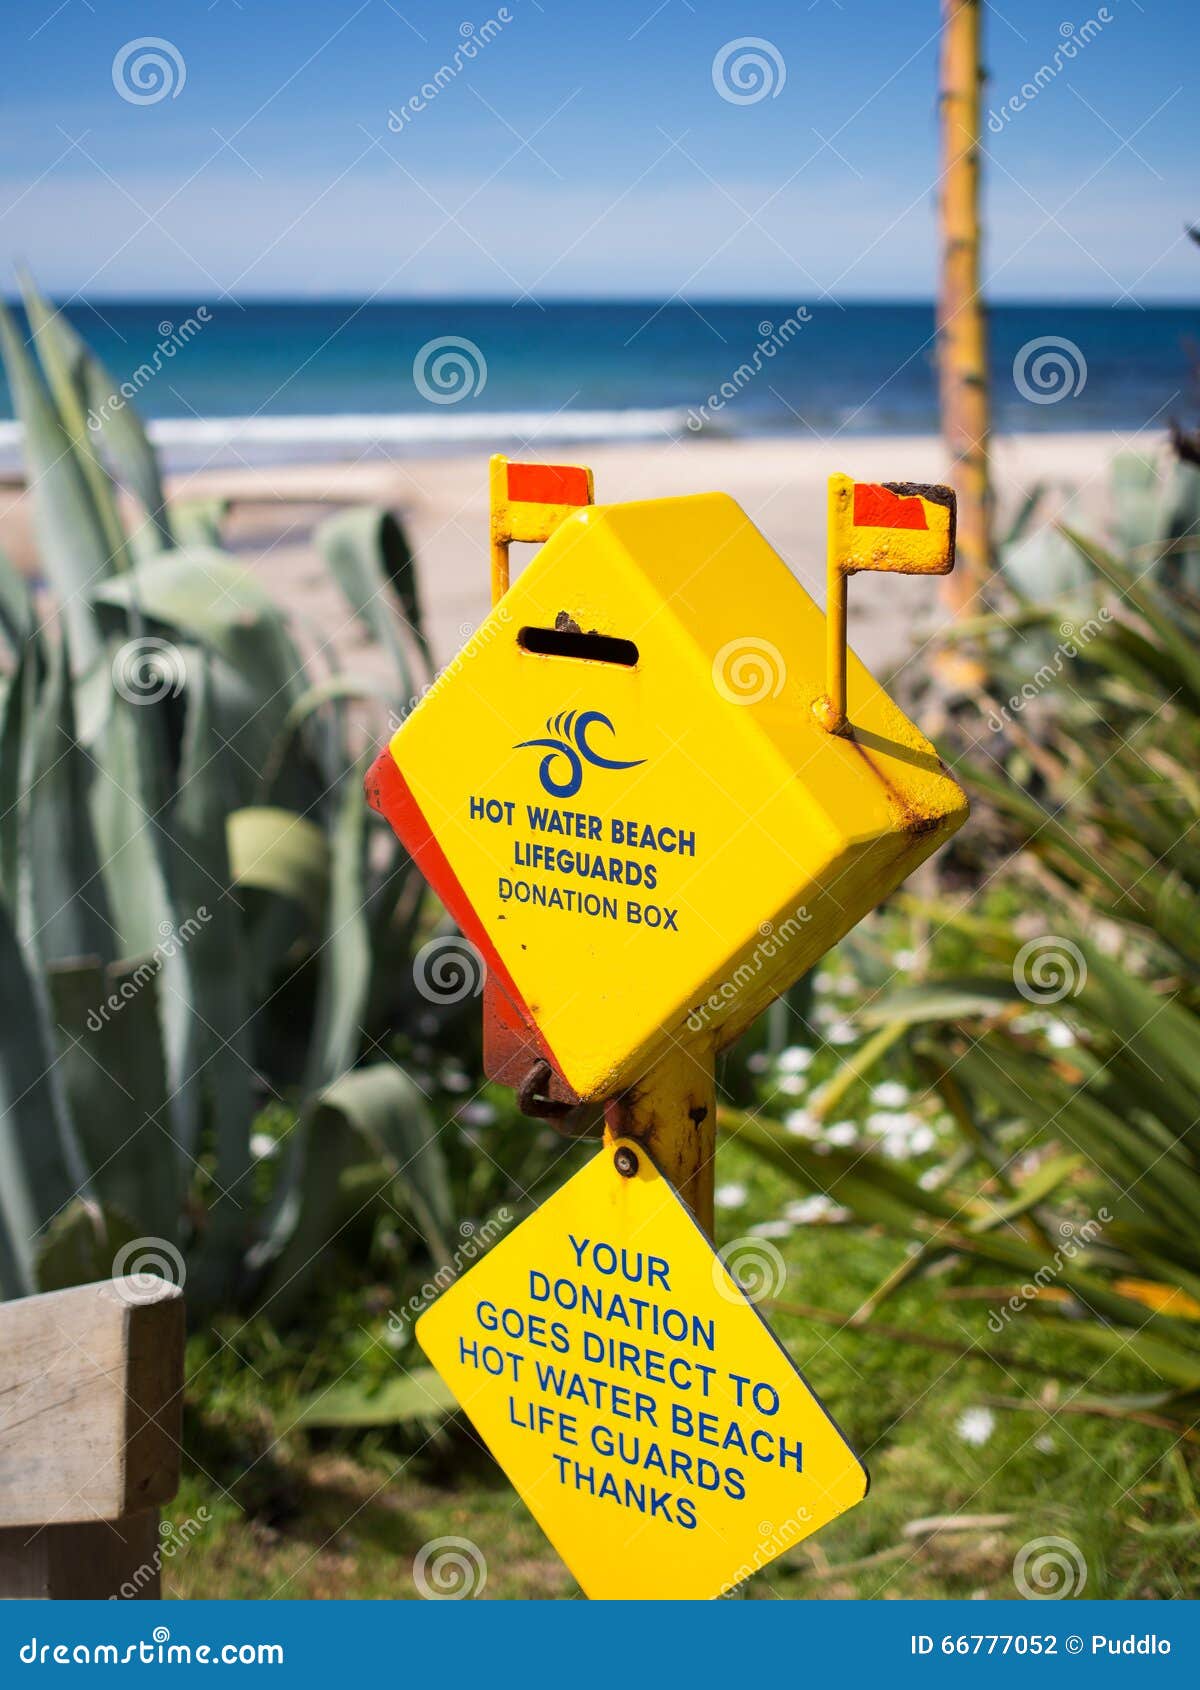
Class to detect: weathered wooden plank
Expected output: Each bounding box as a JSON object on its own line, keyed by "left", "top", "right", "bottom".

{"left": 0, "top": 1509, "right": 162, "bottom": 1598}
{"left": 0, "top": 1277, "right": 183, "bottom": 1529}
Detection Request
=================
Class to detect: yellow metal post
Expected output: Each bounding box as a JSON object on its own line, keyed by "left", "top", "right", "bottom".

{"left": 603, "top": 1042, "right": 716, "bottom": 1238}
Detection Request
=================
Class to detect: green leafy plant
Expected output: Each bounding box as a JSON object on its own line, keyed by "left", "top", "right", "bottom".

{"left": 0, "top": 275, "right": 474, "bottom": 1319}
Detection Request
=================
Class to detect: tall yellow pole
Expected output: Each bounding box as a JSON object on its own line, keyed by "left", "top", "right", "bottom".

{"left": 937, "top": 0, "right": 991, "bottom": 614}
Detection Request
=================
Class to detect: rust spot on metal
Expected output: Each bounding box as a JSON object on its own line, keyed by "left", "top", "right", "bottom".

{"left": 881, "top": 481, "right": 958, "bottom": 558}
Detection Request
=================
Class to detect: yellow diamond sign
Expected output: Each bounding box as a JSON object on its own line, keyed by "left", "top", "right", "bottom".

{"left": 417, "top": 1139, "right": 868, "bottom": 1600}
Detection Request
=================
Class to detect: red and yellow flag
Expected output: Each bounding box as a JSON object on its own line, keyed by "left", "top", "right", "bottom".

{"left": 490, "top": 453, "right": 594, "bottom": 548}
{"left": 829, "top": 473, "right": 956, "bottom": 576}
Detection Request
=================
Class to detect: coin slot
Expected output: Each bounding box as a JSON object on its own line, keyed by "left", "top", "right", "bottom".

{"left": 518, "top": 626, "right": 639, "bottom": 666}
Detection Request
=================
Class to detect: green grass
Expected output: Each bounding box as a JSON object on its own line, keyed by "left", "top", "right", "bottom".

{"left": 164, "top": 1127, "right": 1200, "bottom": 1600}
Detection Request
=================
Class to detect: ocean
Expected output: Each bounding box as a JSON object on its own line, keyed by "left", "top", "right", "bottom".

{"left": 0, "top": 300, "right": 1194, "bottom": 470}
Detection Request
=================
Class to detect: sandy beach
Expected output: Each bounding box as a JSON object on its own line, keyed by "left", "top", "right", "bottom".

{"left": 2, "top": 430, "right": 1142, "bottom": 679}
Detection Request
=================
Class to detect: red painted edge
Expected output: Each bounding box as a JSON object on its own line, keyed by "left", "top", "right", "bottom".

{"left": 506, "top": 461, "right": 590, "bottom": 507}
{"left": 365, "top": 746, "right": 562, "bottom": 1073}
{"left": 853, "top": 483, "right": 928, "bottom": 531}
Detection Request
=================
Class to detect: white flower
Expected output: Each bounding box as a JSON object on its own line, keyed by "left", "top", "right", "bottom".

{"left": 783, "top": 1109, "right": 819, "bottom": 1139}
{"left": 826, "top": 1120, "right": 858, "bottom": 1148}
{"left": 868, "top": 1109, "right": 919, "bottom": 1134}
{"left": 249, "top": 1132, "right": 277, "bottom": 1160}
{"left": 441, "top": 1067, "right": 471, "bottom": 1093}
{"left": 894, "top": 948, "right": 917, "bottom": 970}
{"left": 872, "top": 1080, "right": 910, "bottom": 1108}
{"left": 785, "top": 1195, "right": 850, "bottom": 1225}
{"left": 1045, "top": 1019, "right": 1076, "bottom": 1049}
{"left": 1035, "top": 1434, "right": 1055, "bottom": 1454}
{"left": 749, "top": 1219, "right": 792, "bottom": 1239}
{"left": 777, "top": 1045, "right": 814, "bottom": 1074}
{"left": 825, "top": 1019, "right": 857, "bottom": 1046}
{"left": 714, "top": 1182, "right": 748, "bottom": 1211}
{"left": 746, "top": 1051, "right": 770, "bottom": 1073}
{"left": 459, "top": 1099, "right": 497, "bottom": 1126}
{"left": 955, "top": 1406, "right": 996, "bottom": 1447}
{"left": 814, "top": 970, "right": 834, "bottom": 992}
{"left": 908, "top": 1124, "right": 936, "bottom": 1156}
{"left": 774, "top": 1072, "right": 808, "bottom": 1097}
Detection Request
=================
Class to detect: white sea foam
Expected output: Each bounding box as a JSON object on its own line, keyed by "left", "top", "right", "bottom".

{"left": 0, "top": 407, "right": 695, "bottom": 465}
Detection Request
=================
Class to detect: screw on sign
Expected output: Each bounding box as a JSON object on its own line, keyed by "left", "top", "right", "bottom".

{"left": 366, "top": 457, "right": 968, "bottom": 1599}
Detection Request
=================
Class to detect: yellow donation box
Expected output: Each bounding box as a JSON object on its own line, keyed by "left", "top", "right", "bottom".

{"left": 417, "top": 1136, "right": 868, "bottom": 1600}
{"left": 368, "top": 486, "right": 967, "bottom": 1104}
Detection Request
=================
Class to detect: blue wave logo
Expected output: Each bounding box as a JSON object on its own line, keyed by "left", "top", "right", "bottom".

{"left": 514, "top": 710, "right": 645, "bottom": 799}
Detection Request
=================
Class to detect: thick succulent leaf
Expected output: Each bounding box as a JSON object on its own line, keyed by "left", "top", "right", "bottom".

{"left": 227, "top": 807, "right": 329, "bottom": 922}
{"left": 89, "top": 669, "right": 198, "bottom": 1154}
{"left": 170, "top": 498, "right": 228, "bottom": 550}
{"left": 314, "top": 505, "right": 432, "bottom": 694}
{"left": 254, "top": 1062, "right": 452, "bottom": 1324}
{"left": 91, "top": 546, "right": 302, "bottom": 688}
{"left": 167, "top": 653, "right": 257, "bottom": 1304}
{"left": 16, "top": 272, "right": 131, "bottom": 566}
{"left": 0, "top": 300, "right": 109, "bottom": 670}
{"left": 0, "top": 643, "right": 36, "bottom": 907}
{"left": 23, "top": 628, "right": 115, "bottom": 964}
{"left": 0, "top": 898, "right": 90, "bottom": 1298}
{"left": 304, "top": 769, "right": 371, "bottom": 1094}
{"left": 296, "top": 1367, "right": 457, "bottom": 1428}
{"left": 47, "top": 954, "right": 180, "bottom": 1239}
{"left": 93, "top": 548, "right": 310, "bottom": 804}
{"left": 0, "top": 546, "right": 34, "bottom": 656}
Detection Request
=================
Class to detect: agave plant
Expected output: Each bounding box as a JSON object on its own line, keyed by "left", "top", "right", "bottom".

{"left": 0, "top": 275, "right": 466, "bottom": 1319}
{"left": 731, "top": 503, "right": 1200, "bottom": 1430}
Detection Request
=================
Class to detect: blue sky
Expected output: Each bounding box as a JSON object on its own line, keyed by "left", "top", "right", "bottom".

{"left": 1, "top": 0, "right": 1195, "bottom": 300}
